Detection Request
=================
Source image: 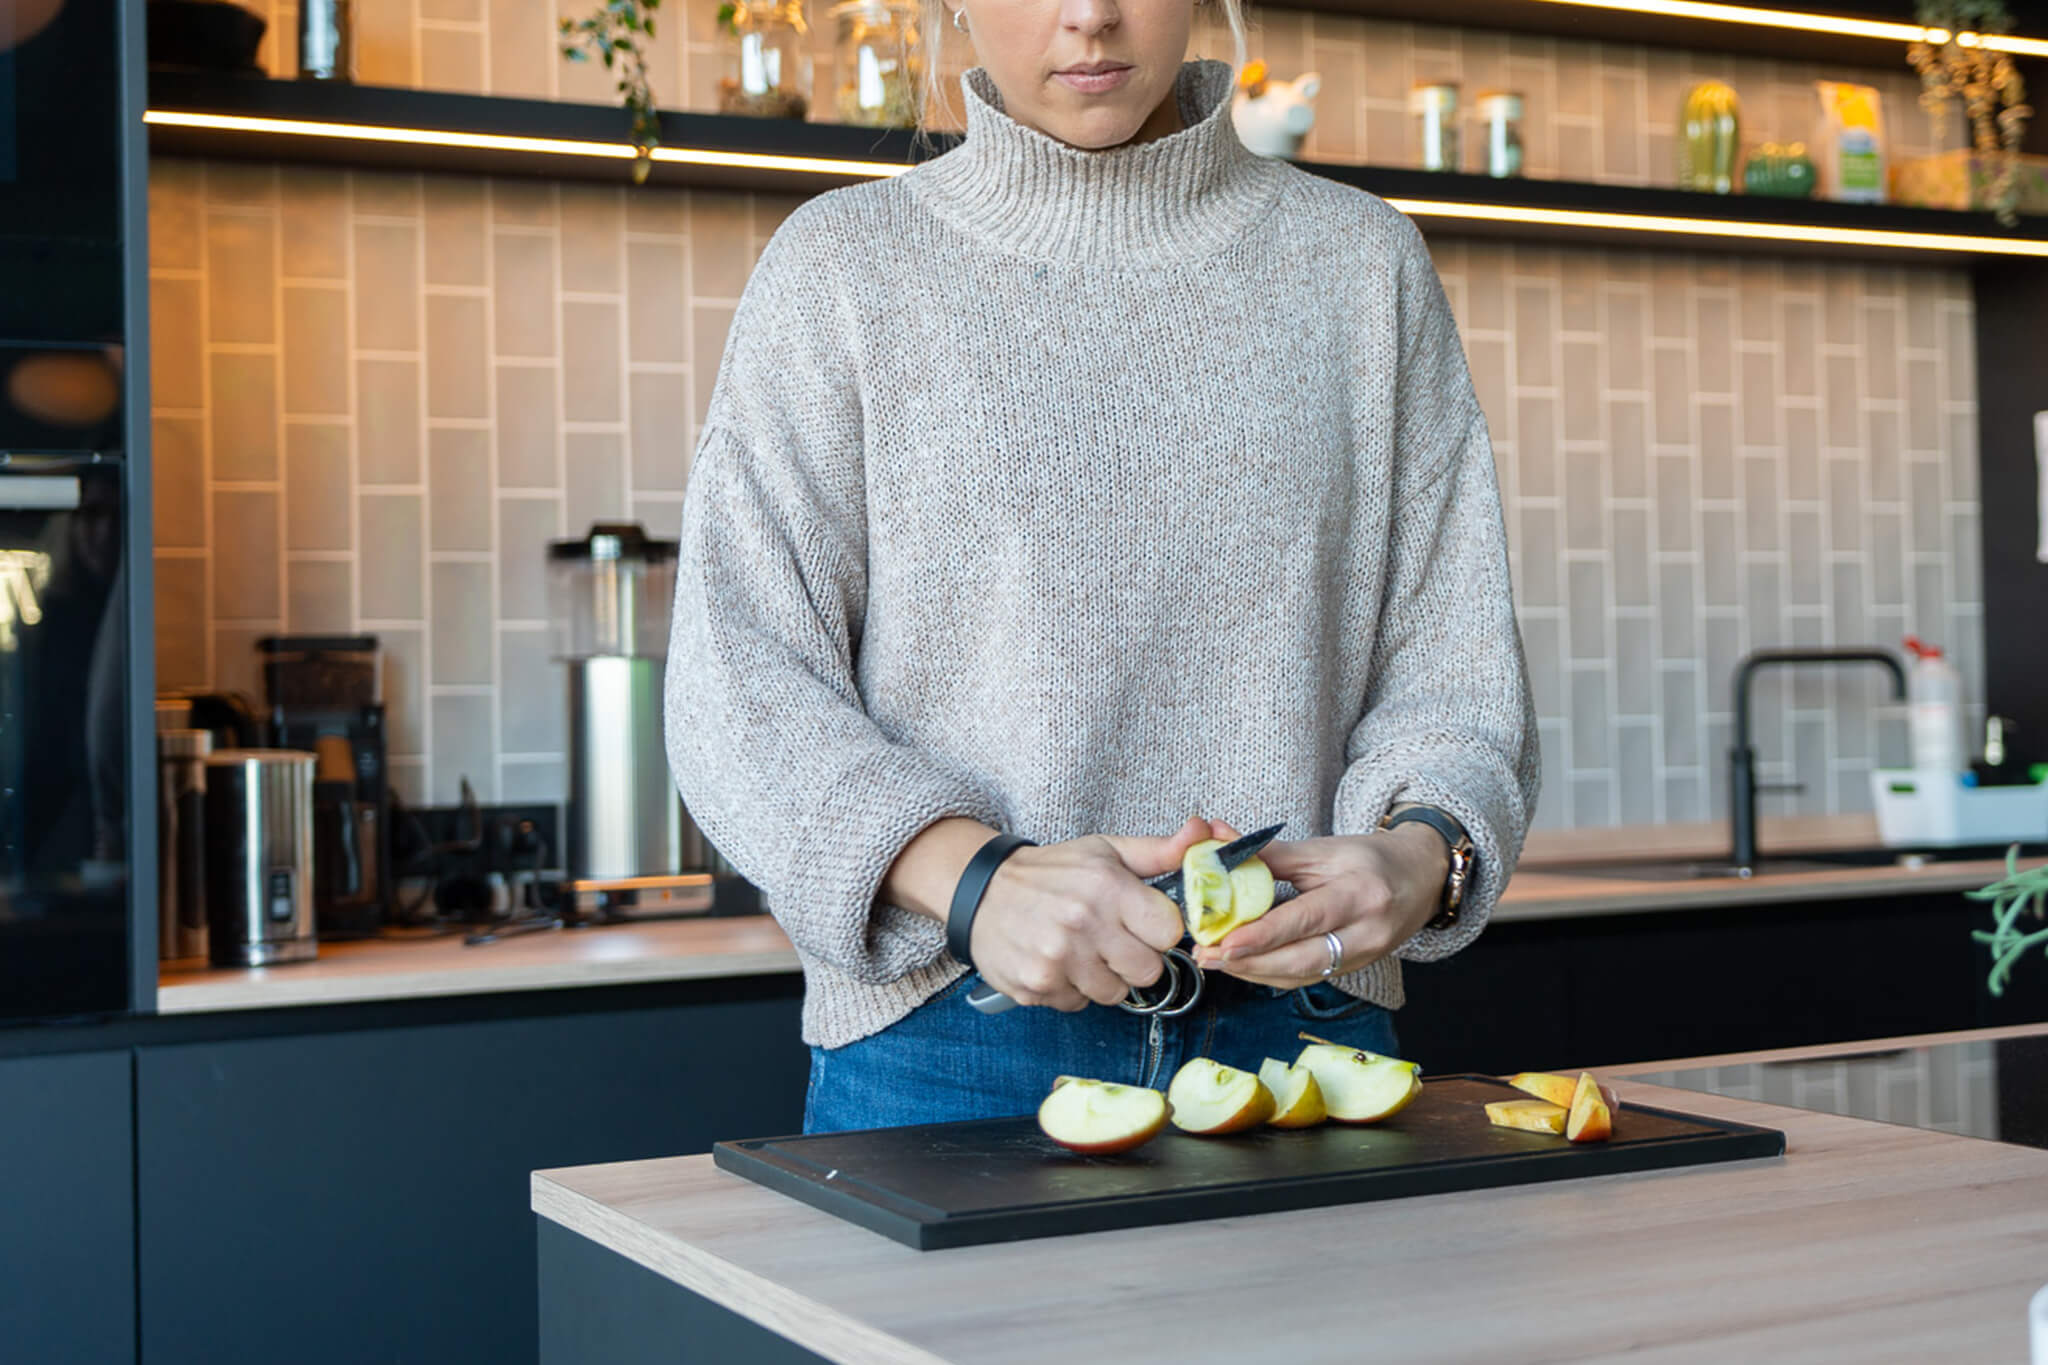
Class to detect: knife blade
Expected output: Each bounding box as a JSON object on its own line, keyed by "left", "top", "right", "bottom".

{"left": 964, "top": 821, "right": 1286, "bottom": 1015}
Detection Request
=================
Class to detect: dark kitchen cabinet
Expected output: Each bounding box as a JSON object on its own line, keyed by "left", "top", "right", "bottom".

{"left": 0, "top": 1050, "right": 136, "bottom": 1365}
{"left": 134, "top": 981, "right": 807, "bottom": 1365}
{"left": 1399, "top": 891, "right": 2030, "bottom": 1075}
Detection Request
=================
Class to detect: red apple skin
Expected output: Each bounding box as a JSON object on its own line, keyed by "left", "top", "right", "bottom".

{"left": 1565, "top": 1071, "right": 1614, "bottom": 1143}
{"left": 1199, "top": 1086, "right": 1276, "bottom": 1135}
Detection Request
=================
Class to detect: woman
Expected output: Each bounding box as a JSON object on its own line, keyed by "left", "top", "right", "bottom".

{"left": 665, "top": 0, "right": 1539, "bottom": 1132}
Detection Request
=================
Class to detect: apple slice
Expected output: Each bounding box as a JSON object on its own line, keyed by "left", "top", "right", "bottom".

{"left": 1565, "top": 1071, "right": 1614, "bottom": 1143}
{"left": 1294, "top": 1043, "right": 1422, "bottom": 1124}
{"left": 1511, "top": 1070, "right": 1620, "bottom": 1113}
{"left": 1485, "top": 1098, "right": 1567, "bottom": 1134}
{"left": 1037, "top": 1078, "right": 1169, "bottom": 1155}
{"left": 1181, "top": 839, "right": 1277, "bottom": 946}
{"left": 1257, "top": 1058, "right": 1328, "bottom": 1128}
{"left": 1167, "top": 1059, "right": 1277, "bottom": 1134}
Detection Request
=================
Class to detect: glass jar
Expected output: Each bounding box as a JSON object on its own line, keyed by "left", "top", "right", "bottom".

{"left": 1411, "top": 82, "right": 1460, "bottom": 172}
{"left": 1476, "top": 91, "right": 1523, "bottom": 178}
{"left": 830, "top": 0, "right": 922, "bottom": 128}
{"left": 719, "top": 0, "right": 813, "bottom": 121}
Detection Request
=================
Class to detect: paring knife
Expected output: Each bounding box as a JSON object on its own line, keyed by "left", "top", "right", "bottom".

{"left": 963, "top": 822, "right": 1286, "bottom": 1015}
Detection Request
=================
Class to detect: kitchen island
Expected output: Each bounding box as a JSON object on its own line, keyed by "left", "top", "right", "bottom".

{"left": 531, "top": 1052, "right": 2048, "bottom": 1364}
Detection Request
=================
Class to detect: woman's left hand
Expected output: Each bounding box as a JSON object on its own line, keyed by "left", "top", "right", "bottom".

{"left": 1190, "top": 818, "right": 1450, "bottom": 987}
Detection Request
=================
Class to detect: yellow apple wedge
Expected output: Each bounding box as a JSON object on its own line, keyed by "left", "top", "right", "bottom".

{"left": 1485, "top": 1098, "right": 1568, "bottom": 1134}
{"left": 1257, "top": 1058, "right": 1328, "bottom": 1128}
{"left": 1167, "top": 1059, "right": 1276, "bottom": 1134}
{"left": 1037, "top": 1078, "right": 1169, "bottom": 1155}
{"left": 1565, "top": 1071, "right": 1614, "bottom": 1143}
{"left": 1293, "top": 1043, "right": 1422, "bottom": 1124}
{"left": 1511, "top": 1070, "right": 1621, "bottom": 1113}
{"left": 1181, "top": 839, "right": 1277, "bottom": 946}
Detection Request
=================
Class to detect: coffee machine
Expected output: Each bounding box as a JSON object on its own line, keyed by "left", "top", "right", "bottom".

{"left": 257, "top": 636, "right": 389, "bottom": 938}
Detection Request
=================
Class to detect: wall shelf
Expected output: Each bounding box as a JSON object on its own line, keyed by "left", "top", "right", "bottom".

{"left": 146, "top": 72, "right": 2048, "bottom": 264}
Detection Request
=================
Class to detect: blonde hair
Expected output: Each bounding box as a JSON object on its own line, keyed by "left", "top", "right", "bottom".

{"left": 914, "top": 0, "right": 1249, "bottom": 148}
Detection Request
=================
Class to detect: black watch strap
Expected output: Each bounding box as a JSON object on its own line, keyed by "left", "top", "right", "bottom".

{"left": 1379, "top": 806, "right": 1476, "bottom": 932}
{"left": 946, "top": 833, "right": 1035, "bottom": 969}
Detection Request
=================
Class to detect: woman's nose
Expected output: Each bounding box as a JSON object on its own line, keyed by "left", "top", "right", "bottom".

{"left": 1057, "top": 0, "right": 1119, "bottom": 35}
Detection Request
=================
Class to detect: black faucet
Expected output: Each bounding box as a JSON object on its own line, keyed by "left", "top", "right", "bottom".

{"left": 1729, "top": 648, "right": 1908, "bottom": 871}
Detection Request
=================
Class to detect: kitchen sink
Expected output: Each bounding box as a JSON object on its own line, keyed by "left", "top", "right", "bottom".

{"left": 1530, "top": 843, "right": 2046, "bottom": 882}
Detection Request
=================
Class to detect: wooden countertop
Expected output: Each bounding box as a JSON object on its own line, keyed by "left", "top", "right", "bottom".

{"left": 157, "top": 848, "right": 2027, "bottom": 1014}
{"left": 154, "top": 915, "right": 800, "bottom": 1014}
{"left": 531, "top": 1081, "right": 2048, "bottom": 1364}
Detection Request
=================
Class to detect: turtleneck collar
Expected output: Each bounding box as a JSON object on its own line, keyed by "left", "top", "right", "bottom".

{"left": 909, "top": 58, "right": 1283, "bottom": 267}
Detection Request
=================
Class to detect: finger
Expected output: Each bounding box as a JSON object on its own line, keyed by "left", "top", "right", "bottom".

{"left": 1100, "top": 815, "right": 1210, "bottom": 880}
{"left": 1098, "top": 923, "right": 1169, "bottom": 990}
{"left": 1209, "top": 817, "right": 1243, "bottom": 841}
{"left": 1216, "top": 934, "right": 1350, "bottom": 987}
{"left": 1244, "top": 834, "right": 1319, "bottom": 881}
{"left": 1196, "top": 885, "right": 1346, "bottom": 963}
{"left": 1069, "top": 952, "right": 1134, "bottom": 1009}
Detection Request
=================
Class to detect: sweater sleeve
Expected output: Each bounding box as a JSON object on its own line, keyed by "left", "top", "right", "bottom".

{"left": 663, "top": 211, "right": 1006, "bottom": 983}
{"left": 1329, "top": 224, "right": 1542, "bottom": 962}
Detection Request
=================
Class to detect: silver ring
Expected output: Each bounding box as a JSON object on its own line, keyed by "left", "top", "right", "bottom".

{"left": 1321, "top": 930, "right": 1343, "bottom": 981}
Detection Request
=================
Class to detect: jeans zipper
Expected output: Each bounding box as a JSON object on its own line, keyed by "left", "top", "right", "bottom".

{"left": 1143, "top": 1013, "right": 1165, "bottom": 1089}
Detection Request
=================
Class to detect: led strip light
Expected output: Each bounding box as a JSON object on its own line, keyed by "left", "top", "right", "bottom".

{"left": 1523, "top": 0, "right": 2048, "bottom": 57}
{"left": 1387, "top": 197, "right": 2048, "bottom": 256}
{"left": 142, "top": 109, "right": 913, "bottom": 180}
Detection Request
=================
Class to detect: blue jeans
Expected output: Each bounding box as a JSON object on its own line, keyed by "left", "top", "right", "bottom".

{"left": 803, "top": 971, "right": 1401, "bottom": 1133}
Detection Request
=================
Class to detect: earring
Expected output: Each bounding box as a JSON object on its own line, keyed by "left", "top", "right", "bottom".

{"left": 952, "top": 6, "right": 968, "bottom": 30}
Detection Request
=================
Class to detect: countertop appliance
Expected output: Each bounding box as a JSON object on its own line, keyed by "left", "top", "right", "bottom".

{"left": 550, "top": 524, "right": 731, "bottom": 918}
{"left": 202, "top": 748, "right": 317, "bottom": 966}
{"left": 0, "top": 0, "right": 154, "bottom": 1024}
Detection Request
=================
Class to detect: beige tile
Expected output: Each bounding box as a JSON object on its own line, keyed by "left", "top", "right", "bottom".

{"left": 1515, "top": 393, "right": 1556, "bottom": 498}
{"left": 211, "top": 626, "right": 269, "bottom": 702}
{"left": 281, "top": 286, "right": 350, "bottom": 415}
{"left": 430, "top": 561, "right": 495, "bottom": 683}
{"left": 205, "top": 162, "right": 277, "bottom": 209}
{"left": 560, "top": 184, "right": 625, "bottom": 294}
{"left": 150, "top": 277, "right": 204, "bottom": 409}
{"left": 341, "top": 0, "right": 409, "bottom": 79}
{"left": 564, "top": 432, "right": 627, "bottom": 532}
{"left": 1561, "top": 340, "right": 1600, "bottom": 441}
{"left": 1943, "top": 305, "right": 1976, "bottom": 404}
{"left": 149, "top": 161, "right": 205, "bottom": 272}
{"left": 1740, "top": 350, "right": 1777, "bottom": 446}
{"left": 498, "top": 627, "right": 565, "bottom": 755}
{"left": 690, "top": 302, "right": 736, "bottom": 423}
{"left": 380, "top": 627, "right": 426, "bottom": 754}
{"left": 1858, "top": 301, "right": 1900, "bottom": 402}
{"left": 358, "top": 493, "right": 425, "bottom": 619}
{"left": 1511, "top": 284, "right": 1553, "bottom": 387}
{"left": 1698, "top": 401, "right": 1735, "bottom": 500}
{"left": 1554, "top": 41, "right": 1597, "bottom": 118}
{"left": 285, "top": 424, "right": 353, "bottom": 552}
{"left": 1906, "top": 356, "right": 1940, "bottom": 451}
{"left": 1695, "top": 294, "right": 1732, "bottom": 393}
{"left": 1649, "top": 258, "right": 1688, "bottom": 338}
{"left": 428, "top": 428, "right": 494, "bottom": 551}
{"left": 431, "top": 694, "right": 497, "bottom": 802}
{"left": 496, "top": 371, "right": 560, "bottom": 488}
{"left": 1464, "top": 334, "right": 1508, "bottom": 433}
{"left": 424, "top": 294, "right": 489, "bottom": 418}
{"left": 279, "top": 169, "right": 350, "bottom": 280}
{"left": 630, "top": 495, "right": 685, "bottom": 539}
{"left": 1564, "top": 448, "right": 1603, "bottom": 550}
{"left": 154, "top": 555, "right": 209, "bottom": 691}
{"left": 1307, "top": 44, "right": 1359, "bottom": 161}
{"left": 1737, "top": 263, "right": 1777, "bottom": 343}
{"left": 487, "top": 0, "right": 554, "bottom": 98}
{"left": 209, "top": 353, "right": 280, "bottom": 483}
{"left": 353, "top": 171, "right": 422, "bottom": 220}
{"left": 627, "top": 240, "right": 688, "bottom": 363}
{"left": 498, "top": 496, "right": 561, "bottom": 619}
{"left": 627, "top": 186, "right": 689, "bottom": 235}
{"left": 153, "top": 417, "right": 207, "bottom": 550}
{"left": 1599, "top": 71, "right": 1642, "bottom": 180}
{"left": 752, "top": 194, "right": 804, "bottom": 244}
{"left": 1650, "top": 346, "right": 1690, "bottom": 445}
{"left": 206, "top": 211, "right": 276, "bottom": 345}
{"left": 1608, "top": 396, "right": 1647, "bottom": 499}
{"left": 1557, "top": 253, "right": 1598, "bottom": 333}
{"left": 288, "top": 559, "right": 354, "bottom": 632}
{"left": 1903, "top": 277, "right": 1938, "bottom": 349}
{"left": 1824, "top": 353, "right": 1859, "bottom": 448}
{"left": 1783, "top": 404, "right": 1821, "bottom": 501}
{"left": 1653, "top": 453, "right": 1692, "bottom": 553}
{"left": 562, "top": 301, "right": 622, "bottom": 422}
{"left": 1822, "top": 268, "right": 1859, "bottom": 346}
{"left": 1782, "top": 297, "right": 1817, "bottom": 397}
{"left": 1605, "top": 288, "right": 1644, "bottom": 391}
{"left": 688, "top": 191, "right": 754, "bottom": 297}
{"left": 1867, "top": 408, "right": 1903, "bottom": 503}
{"left": 630, "top": 371, "right": 690, "bottom": 492}
{"left": 491, "top": 180, "right": 558, "bottom": 228}
{"left": 419, "top": 25, "right": 486, "bottom": 93}
{"left": 357, "top": 359, "right": 423, "bottom": 484}
{"left": 421, "top": 0, "right": 480, "bottom": 22}
{"left": 1364, "top": 105, "right": 1406, "bottom": 166}
{"left": 1555, "top": 121, "right": 1596, "bottom": 182}
{"left": 354, "top": 223, "right": 421, "bottom": 351}
{"left": 424, "top": 178, "right": 490, "bottom": 287}
{"left": 213, "top": 490, "right": 281, "bottom": 619}
{"left": 493, "top": 232, "right": 558, "bottom": 357}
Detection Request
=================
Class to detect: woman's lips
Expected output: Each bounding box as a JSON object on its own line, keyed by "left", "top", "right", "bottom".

{"left": 1054, "top": 65, "right": 1132, "bottom": 95}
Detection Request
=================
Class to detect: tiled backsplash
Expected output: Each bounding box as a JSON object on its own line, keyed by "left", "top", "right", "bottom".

{"left": 150, "top": 9, "right": 1984, "bottom": 824}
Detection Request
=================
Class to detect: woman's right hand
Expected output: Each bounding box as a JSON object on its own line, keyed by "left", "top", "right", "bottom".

{"left": 967, "top": 816, "right": 1211, "bottom": 1012}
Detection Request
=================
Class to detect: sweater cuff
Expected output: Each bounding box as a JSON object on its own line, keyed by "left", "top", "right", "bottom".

{"left": 776, "top": 746, "right": 1007, "bottom": 984}
{"left": 1330, "top": 734, "right": 1529, "bottom": 963}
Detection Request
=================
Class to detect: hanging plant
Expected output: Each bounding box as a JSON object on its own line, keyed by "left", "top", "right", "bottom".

{"left": 559, "top": 0, "right": 668, "bottom": 183}
{"left": 1969, "top": 847, "right": 2048, "bottom": 997}
{"left": 1908, "top": 0, "right": 2032, "bottom": 226}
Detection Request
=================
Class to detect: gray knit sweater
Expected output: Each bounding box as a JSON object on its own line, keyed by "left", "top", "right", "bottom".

{"left": 666, "top": 58, "right": 1540, "bottom": 1049}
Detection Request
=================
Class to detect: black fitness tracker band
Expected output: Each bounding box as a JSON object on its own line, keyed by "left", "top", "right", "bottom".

{"left": 946, "top": 833, "right": 1035, "bottom": 969}
{"left": 1379, "top": 805, "right": 1476, "bottom": 932}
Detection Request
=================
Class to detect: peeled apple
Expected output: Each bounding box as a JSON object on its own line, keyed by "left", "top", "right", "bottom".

{"left": 1181, "top": 839, "right": 1277, "bottom": 945}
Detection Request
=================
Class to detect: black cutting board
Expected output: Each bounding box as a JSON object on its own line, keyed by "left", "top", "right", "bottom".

{"left": 713, "top": 1075, "right": 1786, "bottom": 1250}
